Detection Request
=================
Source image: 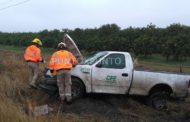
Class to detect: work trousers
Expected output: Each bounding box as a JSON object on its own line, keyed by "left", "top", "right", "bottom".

{"left": 27, "top": 62, "right": 39, "bottom": 85}
{"left": 57, "top": 70, "right": 72, "bottom": 101}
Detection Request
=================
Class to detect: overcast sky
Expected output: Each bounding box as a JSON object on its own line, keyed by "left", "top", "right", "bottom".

{"left": 0, "top": 0, "right": 189, "bottom": 32}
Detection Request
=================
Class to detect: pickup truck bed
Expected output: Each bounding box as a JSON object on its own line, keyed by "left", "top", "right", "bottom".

{"left": 129, "top": 70, "right": 190, "bottom": 98}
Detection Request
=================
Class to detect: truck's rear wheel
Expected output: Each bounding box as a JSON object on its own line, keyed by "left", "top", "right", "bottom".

{"left": 147, "top": 91, "right": 169, "bottom": 110}
{"left": 71, "top": 78, "right": 85, "bottom": 100}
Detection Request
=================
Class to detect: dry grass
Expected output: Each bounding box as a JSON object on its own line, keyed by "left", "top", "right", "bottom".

{"left": 0, "top": 51, "right": 108, "bottom": 122}
{"left": 0, "top": 96, "right": 28, "bottom": 122}
{"left": 0, "top": 52, "right": 29, "bottom": 122}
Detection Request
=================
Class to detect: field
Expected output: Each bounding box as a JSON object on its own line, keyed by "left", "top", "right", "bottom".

{"left": 0, "top": 47, "right": 190, "bottom": 122}
{"left": 1, "top": 44, "right": 190, "bottom": 73}
{"left": 136, "top": 54, "right": 190, "bottom": 74}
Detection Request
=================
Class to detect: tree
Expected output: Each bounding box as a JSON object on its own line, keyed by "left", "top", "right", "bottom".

{"left": 134, "top": 35, "right": 156, "bottom": 57}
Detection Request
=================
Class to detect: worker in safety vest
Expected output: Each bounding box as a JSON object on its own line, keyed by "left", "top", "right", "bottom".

{"left": 24, "top": 38, "right": 44, "bottom": 88}
{"left": 49, "top": 42, "right": 77, "bottom": 103}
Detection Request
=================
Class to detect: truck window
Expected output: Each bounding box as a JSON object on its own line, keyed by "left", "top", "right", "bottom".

{"left": 101, "top": 53, "right": 126, "bottom": 69}
{"left": 84, "top": 52, "right": 108, "bottom": 65}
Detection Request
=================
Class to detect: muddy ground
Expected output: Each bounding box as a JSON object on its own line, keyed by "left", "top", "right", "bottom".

{"left": 27, "top": 88, "right": 190, "bottom": 122}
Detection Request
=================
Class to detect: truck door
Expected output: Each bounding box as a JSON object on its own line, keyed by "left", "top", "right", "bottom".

{"left": 91, "top": 53, "right": 131, "bottom": 94}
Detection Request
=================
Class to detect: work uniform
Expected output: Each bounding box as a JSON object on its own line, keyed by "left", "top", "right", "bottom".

{"left": 24, "top": 44, "right": 42, "bottom": 86}
{"left": 49, "top": 50, "right": 77, "bottom": 101}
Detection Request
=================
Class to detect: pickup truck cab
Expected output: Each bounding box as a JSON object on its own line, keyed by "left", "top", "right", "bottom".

{"left": 40, "top": 51, "right": 190, "bottom": 109}
{"left": 72, "top": 51, "right": 134, "bottom": 94}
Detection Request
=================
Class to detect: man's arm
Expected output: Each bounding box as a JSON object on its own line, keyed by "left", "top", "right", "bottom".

{"left": 49, "top": 53, "right": 56, "bottom": 70}
{"left": 35, "top": 48, "right": 43, "bottom": 62}
{"left": 70, "top": 52, "right": 78, "bottom": 65}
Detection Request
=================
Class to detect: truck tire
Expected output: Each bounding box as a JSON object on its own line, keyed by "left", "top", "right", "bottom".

{"left": 71, "top": 78, "right": 85, "bottom": 100}
{"left": 146, "top": 91, "right": 169, "bottom": 110}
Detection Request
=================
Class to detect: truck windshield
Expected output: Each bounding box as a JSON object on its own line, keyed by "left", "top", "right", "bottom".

{"left": 84, "top": 52, "right": 108, "bottom": 65}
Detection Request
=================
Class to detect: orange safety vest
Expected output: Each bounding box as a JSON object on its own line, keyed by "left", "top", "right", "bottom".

{"left": 24, "top": 45, "right": 42, "bottom": 62}
{"left": 49, "top": 50, "right": 77, "bottom": 71}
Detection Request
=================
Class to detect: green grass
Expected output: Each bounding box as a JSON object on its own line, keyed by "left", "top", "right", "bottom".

{"left": 0, "top": 44, "right": 25, "bottom": 52}
{"left": 41, "top": 47, "right": 56, "bottom": 54}
{"left": 138, "top": 54, "right": 190, "bottom": 67}
{"left": 0, "top": 44, "right": 56, "bottom": 55}
{"left": 135, "top": 54, "right": 190, "bottom": 73}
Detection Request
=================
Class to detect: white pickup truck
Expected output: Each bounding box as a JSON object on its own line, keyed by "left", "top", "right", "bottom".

{"left": 40, "top": 51, "right": 190, "bottom": 109}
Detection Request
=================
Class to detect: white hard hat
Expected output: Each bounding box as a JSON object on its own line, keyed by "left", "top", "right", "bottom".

{"left": 58, "top": 42, "right": 66, "bottom": 48}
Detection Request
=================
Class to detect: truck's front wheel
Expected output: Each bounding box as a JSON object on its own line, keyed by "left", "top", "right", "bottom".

{"left": 147, "top": 91, "right": 169, "bottom": 110}
{"left": 71, "top": 78, "right": 85, "bottom": 100}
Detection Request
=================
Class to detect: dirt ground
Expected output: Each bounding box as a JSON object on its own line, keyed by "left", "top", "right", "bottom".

{"left": 25, "top": 88, "right": 190, "bottom": 122}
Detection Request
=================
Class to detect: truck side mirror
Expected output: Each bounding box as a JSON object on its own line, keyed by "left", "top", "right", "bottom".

{"left": 96, "top": 62, "right": 102, "bottom": 68}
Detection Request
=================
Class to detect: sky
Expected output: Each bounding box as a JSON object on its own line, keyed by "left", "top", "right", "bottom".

{"left": 0, "top": 0, "right": 190, "bottom": 32}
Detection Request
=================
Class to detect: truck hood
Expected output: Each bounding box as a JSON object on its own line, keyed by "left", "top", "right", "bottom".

{"left": 64, "top": 34, "right": 84, "bottom": 64}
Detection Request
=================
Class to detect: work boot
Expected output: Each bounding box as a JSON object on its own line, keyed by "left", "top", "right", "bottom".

{"left": 65, "top": 96, "right": 72, "bottom": 104}
{"left": 60, "top": 95, "right": 65, "bottom": 101}
{"left": 29, "top": 82, "right": 37, "bottom": 88}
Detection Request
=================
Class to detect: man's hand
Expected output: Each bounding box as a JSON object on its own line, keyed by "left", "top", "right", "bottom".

{"left": 41, "top": 59, "right": 46, "bottom": 64}
{"left": 43, "top": 59, "right": 46, "bottom": 64}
